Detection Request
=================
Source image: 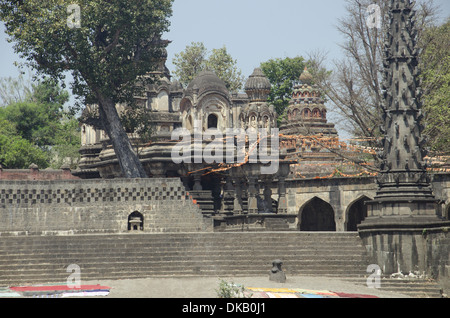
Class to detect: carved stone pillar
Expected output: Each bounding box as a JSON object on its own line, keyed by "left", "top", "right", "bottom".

{"left": 247, "top": 176, "right": 258, "bottom": 214}
{"left": 193, "top": 174, "right": 202, "bottom": 191}
{"left": 263, "top": 181, "right": 273, "bottom": 213}
{"left": 233, "top": 179, "right": 243, "bottom": 215}
{"left": 277, "top": 177, "right": 287, "bottom": 214}
{"left": 221, "top": 176, "right": 235, "bottom": 214}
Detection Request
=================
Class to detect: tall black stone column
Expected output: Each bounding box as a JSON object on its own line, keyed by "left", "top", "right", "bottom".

{"left": 359, "top": 0, "right": 450, "bottom": 279}
{"left": 364, "top": 0, "right": 440, "bottom": 224}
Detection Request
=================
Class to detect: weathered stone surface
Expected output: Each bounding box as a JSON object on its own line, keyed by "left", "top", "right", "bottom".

{"left": 0, "top": 178, "right": 212, "bottom": 235}
{"left": 359, "top": 0, "right": 450, "bottom": 285}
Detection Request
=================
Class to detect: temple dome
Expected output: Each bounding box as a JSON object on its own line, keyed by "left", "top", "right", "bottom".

{"left": 299, "top": 67, "right": 313, "bottom": 85}
{"left": 186, "top": 70, "right": 229, "bottom": 98}
{"left": 244, "top": 68, "right": 271, "bottom": 102}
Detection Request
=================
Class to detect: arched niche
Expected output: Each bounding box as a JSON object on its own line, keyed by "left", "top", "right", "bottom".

{"left": 312, "top": 108, "right": 321, "bottom": 118}
{"left": 152, "top": 90, "right": 169, "bottom": 112}
{"left": 302, "top": 108, "right": 311, "bottom": 118}
{"left": 207, "top": 114, "right": 218, "bottom": 129}
{"left": 128, "top": 211, "right": 144, "bottom": 231}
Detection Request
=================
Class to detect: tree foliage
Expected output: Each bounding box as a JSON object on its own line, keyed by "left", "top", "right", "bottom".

{"left": 173, "top": 42, "right": 245, "bottom": 93}
{"left": 0, "top": 78, "right": 80, "bottom": 169}
{"left": 309, "top": 0, "right": 440, "bottom": 148}
{"left": 0, "top": 118, "right": 49, "bottom": 169}
{"left": 172, "top": 42, "right": 208, "bottom": 87}
{"left": 0, "top": 0, "right": 174, "bottom": 178}
{"left": 0, "top": 74, "right": 33, "bottom": 107}
{"left": 419, "top": 18, "right": 450, "bottom": 156}
{"left": 259, "top": 56, "right": 306, "bottom": 122}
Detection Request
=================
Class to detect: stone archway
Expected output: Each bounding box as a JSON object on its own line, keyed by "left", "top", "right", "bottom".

{"left": 128, "top": 211, "right": 144, "bottom": 231}
{"left": 299, "top": 197, "right": 336, "bottom": 231}
{"left": 345, "top": 195, "right": 371, "bottom": 231}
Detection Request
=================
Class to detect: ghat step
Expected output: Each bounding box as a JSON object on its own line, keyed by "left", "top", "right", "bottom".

{"left": 0, "top": 232, "right": 367, "bottom": 285}
{"left": 0, "top": 232, "right": 443, "bottom": 297}
{"left": 344, "top": 277, "right": 442, "bottom": 298}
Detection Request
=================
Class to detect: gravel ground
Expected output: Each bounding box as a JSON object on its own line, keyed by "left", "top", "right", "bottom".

{"left": 83, "top": 275, "right": 410, "bottom": 298}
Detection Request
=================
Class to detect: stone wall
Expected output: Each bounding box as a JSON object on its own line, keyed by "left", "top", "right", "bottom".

{"left": 0, "top": 178, "right": 212, "bottom": 235}
{"left": 0, "top": 165, "right": 80, "bottom": 181}
{"left": 1, "top": 173, "right": 448, "bottom": 235}
{"left": 285, "top": 177, "right": 378, "bottom": 231}
{"left": 281, "top": 173, "right": 450, "bottom": 231}
{"left": 359, "top": 225, "right": 450, "bottom": 282}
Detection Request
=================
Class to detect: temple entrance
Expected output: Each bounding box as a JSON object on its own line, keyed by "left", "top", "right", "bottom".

{"left": 346, "top": 196, "right": 371, "bottom": 231}
{"left": 299, "top": 197, "right": 336, "bottom": 231}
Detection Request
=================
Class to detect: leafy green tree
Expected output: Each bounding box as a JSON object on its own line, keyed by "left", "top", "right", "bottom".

{"left": 0, "top": 79, "right": 69, "bottom": 148}
{"left": 0, "top": 0, "right": 174, "bottom": 178}
{"left": 259, "top": 56, "right": 306, "bottom": 122}
{"left": 49, "top": 116, "right": 81, "bottom": 169}
{"left": 0, "top": 101, "right": 44, "bottom": 144}
{"left": 419, "top": 18, "right": 450, "bottom": 156}
{"left": 205, "top": 46, "right": 245, "bottom": 93}
{"left": 0, "top": 78, "right": 80, "bottom": 168}
{"left": 172, "top": 42, "right": 208, "bottom": 87}
{"left": 173, "top": 42, "right": 245, "bottom": 93}
{"left": 0, "top": 119, "right": 49, "bottom": 169}
{"left": 0, "top": 74, "right": 33, "bottom": 107}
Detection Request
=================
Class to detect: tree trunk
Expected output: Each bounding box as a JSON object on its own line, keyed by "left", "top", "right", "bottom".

{"left": 97, "top": 94, "right": 148, "bottom": 178}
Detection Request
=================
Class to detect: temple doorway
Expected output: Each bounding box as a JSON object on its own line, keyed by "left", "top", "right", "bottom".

{"left": 299, "top": 197, "right": 336, "bottom": 231}
{"left": 346, "top": 196, "right": 371, "bottom": 231}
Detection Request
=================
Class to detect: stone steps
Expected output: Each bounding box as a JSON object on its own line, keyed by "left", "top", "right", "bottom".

{"left": 0, "top": 232, "right": 443, "bottom": 297}
{"left": 344, "top": 277, "right": 442, "bottom": 298}
{"left": 0, "top": 232, "right": 368, "bottom": 286}
{"left": 188, "top": 191, "right": 216, "bottom": 216}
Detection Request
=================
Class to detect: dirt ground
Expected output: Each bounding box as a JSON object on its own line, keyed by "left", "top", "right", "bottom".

{"left": 82, "top": 275, "right": 410, "bottom": 298}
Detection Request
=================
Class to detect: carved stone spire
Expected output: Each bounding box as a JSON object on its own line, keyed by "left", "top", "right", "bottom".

{"left": 366, "top": 0, "right": 439, "bottom": 220}
{"left": 358, "top": 0, "right": 450, "bottom": 279}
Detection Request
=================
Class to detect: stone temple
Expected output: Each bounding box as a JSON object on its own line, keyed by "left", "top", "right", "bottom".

{"left": 280, "top": 67, "right": 338, "bottom": 139}
{"left": 0, "top": 0, "right": 448, "bottom": 296}
{"left": 76, "top": 65, "right": 344, "bottom": 179}
{"left": 77, "top": 67, "right": 279, "bottom": 180}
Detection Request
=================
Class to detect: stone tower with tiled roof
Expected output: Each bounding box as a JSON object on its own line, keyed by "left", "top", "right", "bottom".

{"left": 280, "top": 68, "right": 338, "bottom": 138}
{"left": 279, "top": 68, "right": 341, "bottom": 167}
